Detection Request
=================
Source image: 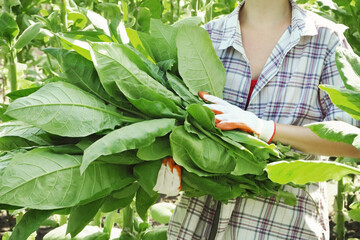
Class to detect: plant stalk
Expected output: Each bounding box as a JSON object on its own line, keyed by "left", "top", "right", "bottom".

{"left": 103, "top": 211, "right": 116, "bottom": 234}
{"left": 336, "top": 177, "right": 346, "bottom": 240}
{"left": 177, "top": 0, "right": 180, "bottom": 19}
{"left": 170, "top": 0, "right": 174, "bottom": 24}
{"left": 122, "top": 0, "right": 128, "bottom": 23}
{"left": 59, "top": 214, "right": 67, "bottom": 226}
{"left": 8, "top": 50, "right": 17, "bottom": 93}
{"left": 191, "top": 0, "right": 198, "bottom": 16}
{"left": 15, "top": 211, "right": 24, "bottom": 224}
{"left": 122, "top": 204, "right": 134, "bottom": 234}
{"left": 60, "top": 0, "right": 67, "bottom": 32}
{"left": 1, "top": 58, "right": 6, "bottom": 104}
{"left": 93, "top": 211, "right": 102, "bottom": 227}
{"left": 205, "top": 0, "right": 213, "bottom": 22}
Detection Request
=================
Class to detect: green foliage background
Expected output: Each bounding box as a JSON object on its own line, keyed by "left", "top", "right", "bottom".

{"left": 1, "top": 0, "right": 360, "bottom": 96}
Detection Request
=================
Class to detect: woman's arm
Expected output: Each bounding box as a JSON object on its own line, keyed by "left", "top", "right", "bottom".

{"left": 199, "top": 93, "right": 360, "bottom": 158}
{"left": 273, "top": 123, "right": 360, "bottom": 158}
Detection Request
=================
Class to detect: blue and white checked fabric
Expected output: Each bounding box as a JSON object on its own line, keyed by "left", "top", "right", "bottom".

{"left": 167, "top": 0, "right": 358, "bottom": 239}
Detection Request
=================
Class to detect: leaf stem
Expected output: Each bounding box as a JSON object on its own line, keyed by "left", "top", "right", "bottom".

{"left": 15, "top": 211, "right": 24, "bottom": 224}
{"left": 60, "top": 0, "right": 67, "bottom": 32}
{"left": 103, "top": 211, "right": 116, "bottom": 234}
{"left": 205, "top": 0, "right": 213, "bottom": 22}
{"left": 191, "top": 0, "right": 198, "bottom": 16}
{"left": 59, "top": 214, "right": 67, "bottom": 226}
{"left": 93, "top": 211, "right": 102, "bottom": 227}
{"left": 122, "top": 204, "right": 134, "bottom": 234}
{"left": 8, "top": 50, "right": 17, "bottom": 93}
{"left": 170, "top": 0, "right": 174, "bottom": 24}
{"left": 122, "top": 0, "right": 128, "bottom": 23}
{"left": 336, "top": 177, "right": 346, "bottom": 240}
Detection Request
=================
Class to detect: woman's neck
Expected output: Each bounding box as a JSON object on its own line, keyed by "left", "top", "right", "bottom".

{"left": 239, "top": 0, "right": 292, "bottom": 29}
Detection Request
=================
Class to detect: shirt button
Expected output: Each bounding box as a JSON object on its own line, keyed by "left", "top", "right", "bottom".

{"left": 238, "top": 98, "right": 244, "bottom": 103}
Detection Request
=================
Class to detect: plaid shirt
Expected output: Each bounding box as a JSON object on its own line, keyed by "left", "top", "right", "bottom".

{"left": 168, "top": 1, "right": 357, "bottom": 240}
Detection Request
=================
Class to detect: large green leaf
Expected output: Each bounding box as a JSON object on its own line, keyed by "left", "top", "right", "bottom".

{"left": 5, "top": 82, "right": 139, "bottom": 137}
{"left": 81, "top": 119, "right": 176, "bottom": 173}
{"left": 44, "top": 48, "right": 137, "bottom": 115}
{"left": 6, "top": 87, "right": 41, "bottom": 101}
{"left": 133, "top": 160, "right": 162, "bottom": 197}
{"left": 306, "top": 121, "right": 360, "bottom": 150}
{"left": 14, "top": 22, "right": 43, "bottom": 49}
{"left": 172, "top": 17, "right": 202, "bottom": 28}
{"left": 186, "top": 104, "right": 217, "bottom": 132}
{"left": 222, "top": 130, "right": 270, "bottom": 148}
{"left": 137, "top": 136, "right": 171, "bottom": 161}
{"left": 116, "top": 80, "right": 185, "bottom": 119}
{"left": 0, "top": 149, "right": 27, "bottom": 177}
{"left": 112, "top": 182, "right": 139, "bottom": 199}
{"left": 58, "top": 31, "right": 112, "bottom": 60}
{"left": 0, "top": 121, "right": 50, "bottom": 150}
{"left": 100, "top": 183, "right": 139, "bottom": 213}
{"left": 98, "top": 151, "right": 143, "bottom": 165}
{"left": 67, "top": 198, "right": 105, "bottom": 237}
{"left": 125, "top": 45, "right": 166, "bottom": 86}
{"left": 336, "top": 47, "right": 360, "bottom": 92}
{"left": 0, "top": 148, "right": 135, "bottom": 209}
{"left": 90, "top": 42, "right": 180, "bottom": 104}
{"left": 147, "top": 19, "right": 177, "bottom": 62}
{"left": 9, "top": 209, "right": 54, "bottom": 240}
{"left": 126, "top": 28, "right": 155, "bottom": 62}
{"left": 166, "top": 72, "right": 201, "bottom": 105}
{"left": 265, "top": 160, "right": 360, "bottom": 185}
{"left": 109, "top": 18, "right": 123, "bottom": 44}
{"left": 100, "top": 193, "right": 133, "bottom": 213}
{"left": 0, "top": 12, "right": 19, "bottom": 42}
{"left": 140, "top": 0, "right": 162, "bottom": 19}
{"left": 136, "top": 187, "right": 159, "bottom": 222}
{"left": 136, "top": 7, "right": 151, "bottom": 32}
{"left": 186, "top": 116, "right": 265, "bottom": 175}
{"left": 319, "top": 84, "right": 360, "bottom": 120}
{"left": 82, "top": 8, "right": 111, "bottom": 36}
{"left": 58, "top": 34, "right": 92, "bottom": 60}
{"left": 177, "top": 25, "right": 226, "bottom": 97}
{"left": 181, "top": 170, "right": 246, "bottom": 201}
{"left": 220, "top": 137, "right": 266, "bottom": 176}
{"left": 170, "top": 126, "right": 236, "bottom": 175}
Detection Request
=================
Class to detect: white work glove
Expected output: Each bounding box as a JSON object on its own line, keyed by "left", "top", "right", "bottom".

{"left": 199, "top": 91, "right": 276, "bottom": 143}
{"left": 153, "top": 157, "right": 182, "bottom": 196}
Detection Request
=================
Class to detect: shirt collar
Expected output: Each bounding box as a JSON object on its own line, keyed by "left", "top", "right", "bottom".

{"left": 218, "top": 0, "right": 318, "bottom": 51}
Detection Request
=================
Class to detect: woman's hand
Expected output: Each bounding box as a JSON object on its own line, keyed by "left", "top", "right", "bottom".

{"left": 153, "top": 157, "right": 182, "bottom": 196}
{"left": 199, "top": 91, "right": 276, "bottom": 143}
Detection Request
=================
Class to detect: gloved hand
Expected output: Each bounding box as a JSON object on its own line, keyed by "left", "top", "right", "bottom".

{"left": 199, "top": 91, "right": 276, "bottom": 143}
{"left": 153, "top": 157, "right": 182, "bottom": 196}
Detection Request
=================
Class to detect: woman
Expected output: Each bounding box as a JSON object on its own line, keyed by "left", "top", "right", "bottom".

{"left": 161, "top": 0, "right": 360, "bottom": 239}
